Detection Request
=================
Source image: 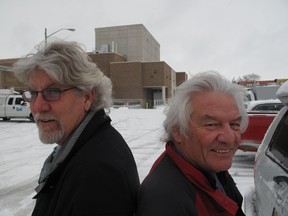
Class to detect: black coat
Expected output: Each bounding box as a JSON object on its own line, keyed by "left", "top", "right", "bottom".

{"left": 137, "top": 143, "right": 245, "bottom": 216}
{"left": 32, "top": 109, "right": 140, "bottom": 216}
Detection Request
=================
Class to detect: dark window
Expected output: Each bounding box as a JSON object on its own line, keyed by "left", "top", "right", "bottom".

{"left": 15, "top": 97, "right": 23, "bottom": 105}
{"left": 8, "top": 98, "right": 13, "bottom": 105}
{"left": 269, "top": 110, "right": 288, "bottom": 168}
{"left": 254, "top": 103, "right": 284, "bottom": 111}
{"left": 275, "top": 104, "right": 285, "bottom": 110}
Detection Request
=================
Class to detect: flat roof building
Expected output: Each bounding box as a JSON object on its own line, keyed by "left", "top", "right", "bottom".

{"left": 0, "top": 24, "right": 187, "bottom": 108}
{"left": 95, "top": 24, "right": 160, "bottom": 62}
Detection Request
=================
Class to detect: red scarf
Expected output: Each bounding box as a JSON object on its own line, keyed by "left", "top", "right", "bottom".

{"left": 150, "top": 142, "right": 239, "bottom": 215}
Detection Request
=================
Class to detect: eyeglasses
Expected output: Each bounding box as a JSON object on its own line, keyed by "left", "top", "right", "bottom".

{"left": 22, "top": 87, "right": 76, "bottom": 102}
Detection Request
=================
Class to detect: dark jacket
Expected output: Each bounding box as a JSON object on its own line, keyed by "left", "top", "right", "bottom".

{"left": 137, "top": 142, "right": 245, "bottom": 216}
{"left": 32, "top": 109, "right": 140, "bottom": 216}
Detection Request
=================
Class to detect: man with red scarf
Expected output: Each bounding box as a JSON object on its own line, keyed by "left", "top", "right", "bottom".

{"left": 137, "top": 71, "right": 248, "bottom": 216}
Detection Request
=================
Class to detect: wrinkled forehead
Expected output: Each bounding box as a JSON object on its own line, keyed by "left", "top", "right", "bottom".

{"left": 190, "top": 91, "right": 240, "bottom": 115}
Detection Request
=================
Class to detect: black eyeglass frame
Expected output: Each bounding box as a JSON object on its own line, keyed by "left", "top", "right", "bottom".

{"left": 22, "top": 87, "right": 76, "bottom": 102}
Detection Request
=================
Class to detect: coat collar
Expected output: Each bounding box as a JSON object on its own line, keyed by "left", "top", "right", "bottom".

{"left": 34, "top": 109, "right": 111, "bottom": 196}
{"left": 165, "top": 142, "right": 239, "bottom": 215}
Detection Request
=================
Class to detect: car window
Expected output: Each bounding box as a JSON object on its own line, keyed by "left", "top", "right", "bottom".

{"left": 269, "top": 110, "right": 288, "bottom": 169}
{"left": 15, "top": 97, "right": 23, "bottom": 105}
{"left": 275, "top": 104, "right": 285, "bottom": 110}
{"left": 8, "top": 98, "right": 13, "bottom": 105}
{"left": 254, "top": 103, "right": 284, "bottom": 111}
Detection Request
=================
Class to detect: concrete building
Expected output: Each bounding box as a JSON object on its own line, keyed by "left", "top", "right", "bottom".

{"left": 95, "top": 24, "right": 160, "bottom": 62}
{"left": 0, "top": 24, "right": 187, "bottom": 108}
{"left": 93, "top": 24, "right": 187, "bottom": 107}
{"left": 110, "top": 61, "right": 176, "bottom": 108}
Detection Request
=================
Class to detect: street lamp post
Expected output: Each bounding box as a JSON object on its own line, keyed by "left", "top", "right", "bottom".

{"left": 44, "top": 28, "right": 75, "bottom": 46}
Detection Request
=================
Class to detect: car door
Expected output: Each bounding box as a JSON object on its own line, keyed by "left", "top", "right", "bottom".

{"left": 0, "top": 96, "right": 5, "bottom": 117}
{"left": 255, "top": 107, "right": 288, "bottom": 216}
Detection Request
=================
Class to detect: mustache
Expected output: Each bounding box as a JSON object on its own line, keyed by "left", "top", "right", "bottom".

{"left": 33, "top": 113, "right": 59, "bottom": 122}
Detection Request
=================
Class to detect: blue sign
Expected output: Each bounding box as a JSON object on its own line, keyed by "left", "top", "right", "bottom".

{"left": 16, "top": 107, "right": 23, "bottom": 112}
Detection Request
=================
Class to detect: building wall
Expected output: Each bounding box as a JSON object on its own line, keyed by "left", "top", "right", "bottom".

{"left": 95, "top": 24, "right": 160, "bottom": 62}
{"left": 110, "top": 62, "right": 143, "bottom": 100}
{"left": 142, "top": 61, "right": 175, "bottom": 99}
{"left": 109, "top": 61, "right": 176, "bottom": 107}
{"left": 142, "top": 62, "right": 165, "bottom": 86}
{"left": 0, "top": 58, "right": 17, "bottom": 67}
{"left": 0, "top": 59, "right": 26, "bottom": 90}
{"left": 2, "top": 72, "right": 26, "bottom": 90}
{"left": 88, "top": 52, "right": 126, "bottom": 78}
{"left": 176, "top": 72, "right": 188, "bottom": 86}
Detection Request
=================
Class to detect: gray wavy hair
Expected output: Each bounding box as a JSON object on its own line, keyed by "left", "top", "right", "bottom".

{"left": 162, "top": 71, "right": 249, "bottom": 142}
{"left": 13, "top": 40, "right": 112, "bottom": 111}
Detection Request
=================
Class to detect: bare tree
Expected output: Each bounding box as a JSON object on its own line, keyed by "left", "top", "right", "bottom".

{"left": 242, "top": 73, "right": 261, "bottom": 82}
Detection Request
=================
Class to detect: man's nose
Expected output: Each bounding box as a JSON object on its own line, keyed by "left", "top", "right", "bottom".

{"left": 217, "top": 124, "right": 237, "bottom": 144}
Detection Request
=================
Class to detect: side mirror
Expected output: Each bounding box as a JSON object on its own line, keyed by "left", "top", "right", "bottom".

{"left": 20, "top": 100, "right": 27, "bottom": 106}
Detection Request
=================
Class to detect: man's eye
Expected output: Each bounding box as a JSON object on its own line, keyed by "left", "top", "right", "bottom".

{"left": 205, "top": 123, "right": 219, "bottom": 127}
{"left": 231, "top": 123, "right": 241, "bottom": 128}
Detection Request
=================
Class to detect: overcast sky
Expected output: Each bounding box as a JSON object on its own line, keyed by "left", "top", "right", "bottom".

{"left": 1, "top": 0, "right": 287, "bottom": 81}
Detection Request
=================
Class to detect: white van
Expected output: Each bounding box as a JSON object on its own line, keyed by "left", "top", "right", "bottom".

{"left": 0, "top": 89, "right": 33, "bottom": 121}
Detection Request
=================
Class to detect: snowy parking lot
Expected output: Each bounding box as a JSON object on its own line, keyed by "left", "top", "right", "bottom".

{"left": 0, "top": 107, "right": 254, "bottom": 215}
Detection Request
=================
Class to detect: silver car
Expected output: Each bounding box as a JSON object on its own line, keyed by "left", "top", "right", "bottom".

{"left": 244, "top": 81, "right": 288, "bottom": 216}
{"left": 245, "top": 99, "right": 284, "bottom": 112}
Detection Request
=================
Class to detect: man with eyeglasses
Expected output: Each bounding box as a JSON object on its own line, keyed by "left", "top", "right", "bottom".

{"left": 13, "top": 40, "right": 140, "bottom": 216}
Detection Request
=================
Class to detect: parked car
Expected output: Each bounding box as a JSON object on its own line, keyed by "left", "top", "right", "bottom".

{"left": 239, "top": 99, "right": 284, "bottom": 152}
{"left": 245, "top": 99, "right": 284, "bottom": 112}
{"left": 244, "top": 81, "right": 288, "bottom": 216}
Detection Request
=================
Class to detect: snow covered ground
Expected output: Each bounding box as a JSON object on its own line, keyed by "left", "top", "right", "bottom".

{"left": 0, "top": 107, "right": 255, "bottom": 216}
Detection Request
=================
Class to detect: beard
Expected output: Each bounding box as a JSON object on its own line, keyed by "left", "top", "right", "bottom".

{"left": 34, "top": 113, "right": 65, "bottom": 144}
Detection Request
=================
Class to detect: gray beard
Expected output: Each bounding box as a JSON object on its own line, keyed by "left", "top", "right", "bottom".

{"left": 38, "top": 127, "right": 64, "bottom": 144}
{"left": 34, "top": 113, "right": 65, "bottom": 144}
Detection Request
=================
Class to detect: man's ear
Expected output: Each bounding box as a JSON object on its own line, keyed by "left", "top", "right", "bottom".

{"left": 84, "top": 90, "right": 96, "bottom": 111}
{"left": 172, "top": 127, "right": 183, "bottom": 144}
